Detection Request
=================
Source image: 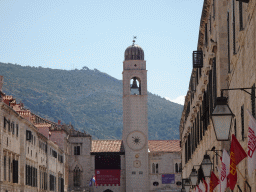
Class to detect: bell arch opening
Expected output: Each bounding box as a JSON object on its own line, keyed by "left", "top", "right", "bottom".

{"left": 103, "top": 190, "right": 113, "bottom": 192}
{"left": 130, "top": 77, "right": 141, "bottom": 95}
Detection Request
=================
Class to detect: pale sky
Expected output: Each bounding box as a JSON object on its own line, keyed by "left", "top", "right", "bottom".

{"left": 0, "top": 0, "right": 204, "bottom": 102}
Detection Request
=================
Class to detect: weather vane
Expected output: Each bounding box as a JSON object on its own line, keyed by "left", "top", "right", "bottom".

{"left": 132, "top": 36, "right": 137, "bottom": 46}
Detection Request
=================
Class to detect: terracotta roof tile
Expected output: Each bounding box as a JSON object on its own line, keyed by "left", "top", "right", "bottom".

{"left": 148, "top": 140, "right": 181, "bottom": 152}
{"left": 91, "top": 140, "right": 124, "bottom": 153}
{"left": 91, "top": 140, "right": 181, "bottom": 153}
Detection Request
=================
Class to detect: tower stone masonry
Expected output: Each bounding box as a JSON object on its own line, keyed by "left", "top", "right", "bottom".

{"left": 122, "top": 43, "right": 149, "bottom": 192}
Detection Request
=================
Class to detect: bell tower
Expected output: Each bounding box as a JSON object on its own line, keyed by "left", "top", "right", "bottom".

{"left": 122, "top": 39, "right": 149, "bottom": 192}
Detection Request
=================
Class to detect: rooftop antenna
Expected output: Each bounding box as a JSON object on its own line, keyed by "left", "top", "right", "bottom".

{"left": 132, "top": 36, "right": 137, "bottom": 46}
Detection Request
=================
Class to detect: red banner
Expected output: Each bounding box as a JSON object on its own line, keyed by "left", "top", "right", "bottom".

{"left": 95, "top": 169, "right": 120, "bottom": 186}
{"left": 209, "top": 171, "right": 219, "bottom": 192}
{"left": 229, "top": 134, "right": 247, "bottom": 190}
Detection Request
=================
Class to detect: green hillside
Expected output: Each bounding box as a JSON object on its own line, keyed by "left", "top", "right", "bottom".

{"left": 0, "top": 62, "right": 183, "bottom": 140}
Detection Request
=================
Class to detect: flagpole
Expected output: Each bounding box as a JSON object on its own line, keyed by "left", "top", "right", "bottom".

{"left": 236, "top": 167, "right": 246, "bottom": 180}
{"left": 236, "top": 167, "right": 251, "bottom": 192}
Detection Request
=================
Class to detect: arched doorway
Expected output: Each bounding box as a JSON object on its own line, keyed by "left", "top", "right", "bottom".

{"left": 103, "top": 190, "right": 113, "bottom": 192}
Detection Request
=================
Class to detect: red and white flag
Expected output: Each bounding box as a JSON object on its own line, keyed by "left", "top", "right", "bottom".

{"left": 209, "top": 171, "right": 219, "bottom": 192}
{"left": 199, "top": 180, "right": 205, "bottom": 192}
{"left": 220, "top": 149, "right": 230, "bottom": 192}
{"left": 206, "top": 177, "right": 210, "bottom": 192}
{"left": 195, "top": 185, "right": 199, "bottom": 192}
{"left": 247, "top": 110, "right": 256, "bottom": 177}
{"left": 229, "top": 134, "right": 247, "bottom": 190}
{"left": 203, "top": 178, "right": 209, "bottom": 192}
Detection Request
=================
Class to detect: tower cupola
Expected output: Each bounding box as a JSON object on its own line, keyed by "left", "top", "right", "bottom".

{"left": 124, "top": 44, "right": 144, "bottom": 61}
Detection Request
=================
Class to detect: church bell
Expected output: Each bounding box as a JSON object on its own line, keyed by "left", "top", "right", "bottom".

{"left": 131, "top": 77, "right": 138, "bottom": 89}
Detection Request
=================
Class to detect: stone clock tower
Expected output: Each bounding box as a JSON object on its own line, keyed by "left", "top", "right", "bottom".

{"left": 122, "top": 41, "right": 149, "bottom": 192}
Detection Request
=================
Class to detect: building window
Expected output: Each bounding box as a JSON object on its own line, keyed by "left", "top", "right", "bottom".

{"left": 8, "top": 120, "right": 11, "bottom": 132}
{"left": 205, "top": 23, "right": 208, "bottom": 46}
{"left": 59, "top": 177, "right": 64, "bottom": 192}
{"left": 74, "top": 146, "right": 80, "bottom": 155}
{"left": 58, "top": 154, "right": 63, "bottom": 163}
{"left": 4, "top": 156, "right": 6, "bottom": 181}
{"left": 26, "top": 165, "right": 37, "bottom": 187}
{"left": 232, "top": 0, "right": 236, "bottom": 54}
{"left": 11, "top": 122, "right": 15, "bottom": 135}
{"left": 179, "top": 163, "right": 182, "bottom": 172}
{"left": 52, "top": 149, "right": 57, "bottom": 158}
{"left": 50, "top": 174, "right": 56, "bottom": 191}
{"left": 73, "top": 166, "right": 81, "bottom": 187}
{"left": 44, "top": 172, "right": 48, "bottom": 190}
{"left": 16, "top": 124, "right": 19, "bottom": 137}
{"left": 26, "top": 130, "right": 32, "bottom": 141}
{"left": 152, "top": 163, "right": 159, "bottom": 174}
{"left": 213, "top": 0, "right": 215, "bottom": 20}
{"left": 9, "top": 157, "right": 11, "bottom": 182}
{"left": 13, "top": 160, "right": 18, "bottom": 183}
{"left": 4, "top": 117, "right": 7, "bottom": 129}
{"left": 239, "top": 1, "right": 243, "bottom": 30}
{"left": 152, "top": 163, "right": 155, "bottom": 174}
{"left": 227, "top": 12, "right": 230, "bottom": 73}
{"left": 175, "top": 163, "right": 179, "bottom": 173}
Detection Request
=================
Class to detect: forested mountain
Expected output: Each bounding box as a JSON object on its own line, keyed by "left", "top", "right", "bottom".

{"left": 0, "top": 62, "right": 183, "bottom": 140}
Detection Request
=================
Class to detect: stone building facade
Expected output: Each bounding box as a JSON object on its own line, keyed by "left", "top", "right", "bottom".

{"left": 0, "top": 95, "right": 65, "bottom": 192}
{"left": 180, "top": 0, "right": 256, "bottom": 191}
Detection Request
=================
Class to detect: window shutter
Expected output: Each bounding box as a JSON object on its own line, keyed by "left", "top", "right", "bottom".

{"left": 205, "top": 23, "right": 208, "bottom": 46}
{"left": 227, "top": 12, "right": 230, "bottom": 72}
{"left": 251, "top": 84, "right": 255, "bottom": 117}
{"left": 13, "top": 160, "right": 18, "bottom": 183}
{"left": 239, "top": 1, "right": 243, "bottom": 30}
{"left": 16, "top": 124, "right": 19, "bottom": 137}
{"left": 233, "top": 0, "right": 236, "bottom": 54}
{"left": 212, "top": 58, "right": 217, "bottom": 109}
{"left": 77, "top": 146, "right": 80, "bottom": 155}
{"left": 61, "top": 178, "right": 64, "bottom": 192}
{"left": 26, "top": 130, "right": 32, "bottom": 141}
{"left": 241, "top": 105, "right": 244, "bottom": 141}
{"left": 4, "top": 117, "right": 7, "bottom": 129}
{"left": 209, "top": 70, "right": 213, "bottom": 114}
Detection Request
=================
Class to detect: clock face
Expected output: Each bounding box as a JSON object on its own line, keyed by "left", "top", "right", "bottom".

{"left": 127, "top": 131, "right": 146, "bottom": 151}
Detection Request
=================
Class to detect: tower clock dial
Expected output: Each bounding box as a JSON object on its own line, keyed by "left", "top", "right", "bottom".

{"left": 127, "top": 131, "right": 146, "bottom": 151}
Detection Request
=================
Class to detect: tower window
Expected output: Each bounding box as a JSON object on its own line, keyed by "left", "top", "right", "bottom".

{"left": 130, "top": 77, "right": 141, "bottom": 95}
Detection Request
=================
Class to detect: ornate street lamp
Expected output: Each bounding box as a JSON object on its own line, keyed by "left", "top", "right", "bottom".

{"left": 189, "top": 167, "right": 198, "bottom": 186}
{"left": 184, "top": 179, "right": 191, "bottom": 192}
{"left": 211, "top": 96, "right": 234, "bottom": 141}
{"left": 201, "top": 154, "right": 212, "bottom": 177}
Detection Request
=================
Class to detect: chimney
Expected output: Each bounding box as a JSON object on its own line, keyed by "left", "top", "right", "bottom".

{"left": 58, "top": 120, "right": 61, "bottom": 125}
{"left": 0, "top": 76, "right": 3, "bottom": 91}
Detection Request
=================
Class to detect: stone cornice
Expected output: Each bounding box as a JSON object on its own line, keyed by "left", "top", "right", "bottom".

{"left": 197, "top": 0, "right": 211, "bottom": 50}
